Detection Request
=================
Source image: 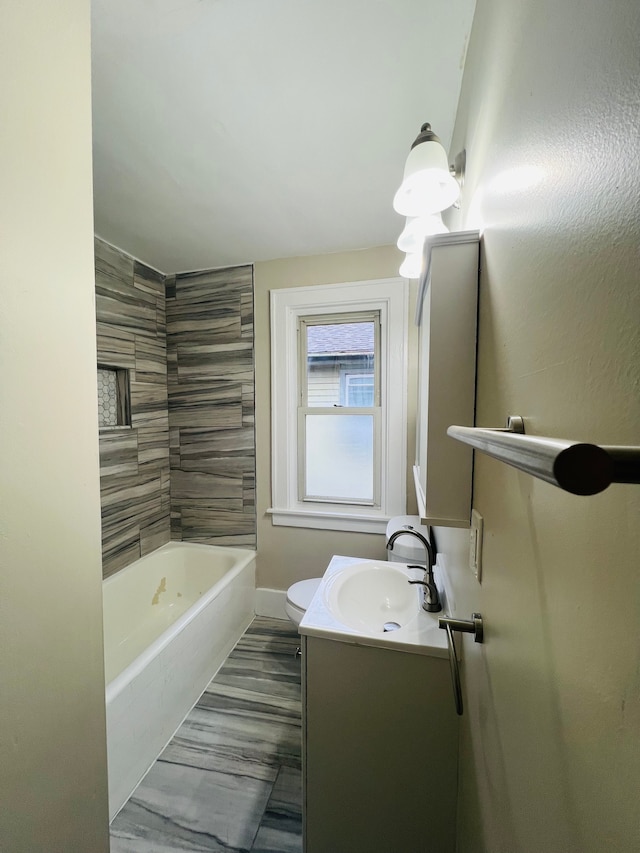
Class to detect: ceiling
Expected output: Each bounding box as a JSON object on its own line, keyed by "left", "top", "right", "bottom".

{"left": 91, "top": 0, "right": 476, "bottom": 274}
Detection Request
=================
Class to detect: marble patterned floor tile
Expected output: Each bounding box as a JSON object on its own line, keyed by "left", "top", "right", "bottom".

{"left": 160, "top": 719, "right": 281, "bottom": 785}
{"left": 212, "top": 652, "right": 302, "bottom": 702}
{"left": 110, "top": 758, "right": 271, "bottom": 853}
{"left": 111, "top": 618, "right": 302, "bottom": 852}
{"left": 235, "top": 619, "right": 301, "bottom": 653}
{"left": 202, "top": 658, "right": 301, "bottom": 708}
{"left": 168, "top": 697, "right": 301, "bottom": 773}
{"left": 251, "top": 766, "right": 302, "bottom": 853}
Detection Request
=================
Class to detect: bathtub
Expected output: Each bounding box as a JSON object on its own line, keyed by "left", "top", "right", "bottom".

{"left": 103, "top": 541, "right": 255, "bottom": 820}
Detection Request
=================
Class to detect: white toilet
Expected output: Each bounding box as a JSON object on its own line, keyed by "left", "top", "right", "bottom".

{"left": 285, "top": 577, "right": 321, "bottom": 627}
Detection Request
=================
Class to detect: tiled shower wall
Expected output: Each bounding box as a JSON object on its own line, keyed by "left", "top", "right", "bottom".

{"left": 166, "top": 266, "right": 256, "bottom": 547}
{"left": 95, "top": 238, "right": 170, "bottom": 578}
{"left": 95, "top": 243, "right": 257, "bottom": 575}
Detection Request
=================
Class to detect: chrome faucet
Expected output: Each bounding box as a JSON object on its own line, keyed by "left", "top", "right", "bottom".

{"left": 386, "top": 525, "right": 442, "bottom": 613}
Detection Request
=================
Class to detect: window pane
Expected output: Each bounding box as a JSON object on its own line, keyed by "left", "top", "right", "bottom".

{"left": 305, "top": 414, "right": 374, "bottom": 501}
{"left": 306, "top": 321, "right": 375, "bottom": 407}
{"left": 344, "top": 373, "right": 374, "bottom": 406}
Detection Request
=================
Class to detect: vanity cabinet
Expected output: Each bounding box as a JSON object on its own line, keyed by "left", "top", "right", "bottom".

{"left": 302, "top": 635, "right": 458, "bottom": 853}
{"left": 414, "top": 230, "right": 480, "bottom": 527}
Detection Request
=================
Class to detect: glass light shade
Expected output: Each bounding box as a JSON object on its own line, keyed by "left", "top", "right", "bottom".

{"left": 393, "top": 140, "right": 460, "bottom": 216}
{"left": 397, "top": 214, "right": 449, "bottom": 254}
{"left": 399, "top": 252, "right": 423, "bottom": 280}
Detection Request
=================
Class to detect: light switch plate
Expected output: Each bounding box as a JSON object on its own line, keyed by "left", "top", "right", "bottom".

{"left": 469, "top": 509, "right": 483, "bottom": 582}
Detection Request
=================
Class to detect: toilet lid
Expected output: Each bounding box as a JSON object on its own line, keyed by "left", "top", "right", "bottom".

{"left": 286, "top": 578, "right": 321, "bottom": 610}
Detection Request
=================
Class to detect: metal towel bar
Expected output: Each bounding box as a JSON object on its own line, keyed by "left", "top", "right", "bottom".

{"left": 447, "top": 416, "right": 640, "bottom": 496}
{"left": 438, "top": 614, "right": 484, "bottom": 716}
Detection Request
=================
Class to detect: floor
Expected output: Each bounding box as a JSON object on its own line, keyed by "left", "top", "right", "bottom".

{"left": 110, "top": 617, "right": 302, "bottom": 853}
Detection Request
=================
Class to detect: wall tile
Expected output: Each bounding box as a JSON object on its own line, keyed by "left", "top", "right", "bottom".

{"left": 103, "top": 540, "right": 142, "bottom": 579}
{"left": 140, "top": 516, "right": 172, "bottom": 557}
{"left": 96, "top": 238, "right": 170, "bottom": 576}
{"left": 96, "top": 243, "right": 257, "bottom": 570}
{"left": 135, "top": 337, "right": 167, "bottom": 384}
{"left": 164, "top": 315, "right": 242, "bottom": 346}
{"left": 170, "top": 469, "right": 243, "bottom": 503}
{"left": 168, "top": 380, "right": 243, "bottom": 430}
{"left": 133, "top": 260, "right": 164, "bottom": 299}
{"left": 176, "top": 342, "right": 253, "bottom": 382}
{"left": 96, "top": 324, "right": 136, "bottom": 368}
{"left": 99, "top": 430, "right": 139, "bottom": 478}
{"left": 177, "top": 506, "right": 255, "bottom": 546}
{"left": 167, "top": 265, "right": 256, "bottom": 548}
{"left": 95, "top": 237, "right": 134, "bottom": 290}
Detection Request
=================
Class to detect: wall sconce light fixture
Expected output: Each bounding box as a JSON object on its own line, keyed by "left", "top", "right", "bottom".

{"left": 397, "top": 213, "right": 448, "bottom": 254}
{"left": 395, "top": 122, "right": 465, "bottom": 278}
{"left": 393, "top": 122, "right": 461, "bottom": 217}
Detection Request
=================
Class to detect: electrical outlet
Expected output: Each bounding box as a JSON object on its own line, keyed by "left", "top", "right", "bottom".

{"left": 469, "top": 509, "right": 483, "bottom": 582}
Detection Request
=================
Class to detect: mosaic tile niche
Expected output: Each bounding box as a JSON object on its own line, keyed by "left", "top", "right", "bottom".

{"left": 166, "top": 265, "right": 256, "bottom": 547}
{"left": 97, "top": 366, "right": 131, "bottom": 429}
{"left": 97, "top": 368, "right": 119, "bottom": 428}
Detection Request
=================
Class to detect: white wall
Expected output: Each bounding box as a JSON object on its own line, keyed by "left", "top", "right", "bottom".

{"left": 254, "top": 245, "right": 417, "bottom": 590}
{"left": 441, "top": 1, "right": 640, "bottom": 850}
{"left": 0, "top": 3, "right": 110, "bottom": 850}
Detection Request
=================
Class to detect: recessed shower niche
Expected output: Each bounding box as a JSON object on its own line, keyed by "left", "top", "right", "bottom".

{"left": 97, "top": 365, "right": 131, "bottom": 430}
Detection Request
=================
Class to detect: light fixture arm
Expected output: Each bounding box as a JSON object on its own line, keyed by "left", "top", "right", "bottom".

{"left": 450, "top": 149, "right": 466, "bottom": 186}
{"left": 409, "top": 122, "right": 443, "bottom": 151}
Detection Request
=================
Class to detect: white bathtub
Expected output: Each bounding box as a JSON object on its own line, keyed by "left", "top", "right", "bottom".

{"left": 103, "top": 541, "right": 255, "bottom": 820}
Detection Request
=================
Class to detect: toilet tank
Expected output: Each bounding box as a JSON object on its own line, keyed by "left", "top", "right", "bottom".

{"left": 386, "top": 515, "right": 431, "bottom": 566}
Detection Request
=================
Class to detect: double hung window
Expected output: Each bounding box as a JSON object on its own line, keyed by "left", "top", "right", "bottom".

{"left": 270, "top": 278, "right": 408, "bottom": 533}
{"left": 299, "top": 313, "right": 380, "bottom": 505}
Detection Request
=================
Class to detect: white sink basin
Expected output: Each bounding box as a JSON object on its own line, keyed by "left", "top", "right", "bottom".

{"left": 300, "top": 555, "right": 449, "bottom": 658}
{"left": 322, "top": 561, "right": 420, "bottom": 633}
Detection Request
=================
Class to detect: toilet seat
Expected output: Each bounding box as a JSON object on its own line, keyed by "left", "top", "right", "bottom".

{"left": 285, "top": 578, "right": 321, "bottom": 626}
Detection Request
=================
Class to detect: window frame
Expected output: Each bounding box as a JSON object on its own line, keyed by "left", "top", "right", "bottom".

{"left": 298, "top": 310, "right": 380, "bottom": 506}
{"left": 269, "top": 277, "right": 408, "bottom": 534}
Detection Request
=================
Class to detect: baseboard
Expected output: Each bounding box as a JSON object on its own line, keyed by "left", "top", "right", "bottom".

{"left": 255, "top": 587, "right": 288, "bottom": 620}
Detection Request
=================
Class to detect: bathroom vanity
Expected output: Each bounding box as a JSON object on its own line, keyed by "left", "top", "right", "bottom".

{"left": 299, "top": 556, "right": 458, "bottom": 853}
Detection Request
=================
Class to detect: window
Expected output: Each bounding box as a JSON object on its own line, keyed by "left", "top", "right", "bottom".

{"left": 270, "top": 278, "right": 408, "bottom": 533}
{"left": 299, "top": 313, "right": 379, "bottom": 505}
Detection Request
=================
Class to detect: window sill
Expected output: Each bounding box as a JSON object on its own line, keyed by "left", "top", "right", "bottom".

{"left": 267, "top": 507, "right": 390, "bottom": 534}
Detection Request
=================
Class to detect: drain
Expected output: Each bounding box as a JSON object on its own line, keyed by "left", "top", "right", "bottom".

{"left": 383, "top": 621, "right": 402, "bottom": 632}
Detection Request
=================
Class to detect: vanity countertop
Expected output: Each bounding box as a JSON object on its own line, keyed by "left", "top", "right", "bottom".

{"left": 299, "top": 554, "right": 449, "bottom": 658}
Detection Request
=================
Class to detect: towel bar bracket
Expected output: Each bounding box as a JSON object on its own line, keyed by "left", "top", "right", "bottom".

{"left": 495, "top": 415, "right": 525, "bottom": 435}
{"left": 439, "top": 614, "right": 484, "bottom": 643}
